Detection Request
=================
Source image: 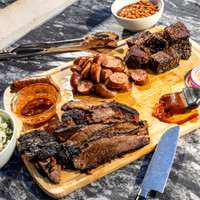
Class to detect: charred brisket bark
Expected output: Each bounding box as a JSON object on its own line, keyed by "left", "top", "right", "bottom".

{"left": 18, "top": 130, "right": 59, "bottom": 160}
{"left": 53, "top": 125, "right": 85, "bottom": 142}
{"left": 127, "top": 31, "right": 151, "bottom": 47}
{"left": 164, "top": 21, "right": 190, "bottom": 43}
{"left": 73, "top": 134, "right": 150, "bottom": 170}
{"left": 36, "top": 157, "right": 61, "bottom": 184}
{"left": 124, "top": 45, "right": 150, "bottom": 69}
{"left": 61, "top": 109, "right": 87, "bottom": 125}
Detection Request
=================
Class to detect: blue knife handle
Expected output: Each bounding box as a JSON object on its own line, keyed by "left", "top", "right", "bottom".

{"left": 134, "top": 195, "right": 146, "bottom": 200}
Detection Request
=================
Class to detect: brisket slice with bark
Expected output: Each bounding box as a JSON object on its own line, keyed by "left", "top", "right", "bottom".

{"left": 18, "top": 130, "right": 59, "bottom": 160}
{"left": 73, "top": 134, "right": 150, "bottom": 170}
{"left": 68, "top": 123, "right": 107, "bottom": 142}
{"left": 60, "top": 101, "right": 139, "bottom": 125}
{"left": 53, "top": 125, "right": 85, "bottom": 142}
{"left": 92, "top": 121, "right": 147, "bottom": 137}
{"left": 61, "top": 100, "right": 109, "bottom": 111}
{"left": 61, "top": 109, "right": 87, "bottom": 125}
{"left": 35, "top": 157, "right": 61, "bottom": 184}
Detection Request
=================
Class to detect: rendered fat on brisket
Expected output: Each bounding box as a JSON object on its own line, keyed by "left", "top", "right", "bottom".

{"left": 18, "top": 130, "right": 59, "bottom": 160}
{"left": 127, "top": 31, "right": 151, "bottom": 47}
{"left": 124, "top": 45, "right": 150, "bottom": 69}
{"left": 85, "top": 101, "right": 139, "bottom": 124}
{"left": 73, "top": 134, "right": 150, "bottom": 170}
{"left": 61, "top": 100, "right": 109, "bottom": 111}
{"left": 68, "top": 124, "right": 107, "bottom": 142}
{"left": 36, "top": 157, "right": 61, "bottom": 184}
{"left": 53, "top": 125, "right": 85, "bottom": 142}
{"left": 92, "top": 121, "right": 148, "bottom": 137}
{"left": 150, "top": 47, "right": 180, "bottom": 74}
{"left": 164, "top": 21, "right": 190, "bottom": 43}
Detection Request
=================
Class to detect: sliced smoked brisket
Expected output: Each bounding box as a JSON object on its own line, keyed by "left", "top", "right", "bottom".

{"left": 18, "top": 130, "right": 59, "bottom": 160}
{"left": 35, "top": 157, "right": 61, "bottom": 184}
{"left": 73, "top": 134, "right": 150, "bottom": 170}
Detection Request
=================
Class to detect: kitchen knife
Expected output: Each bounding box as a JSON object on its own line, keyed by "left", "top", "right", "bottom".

{"left": 135, "top": 126, "right": 180, "bottom": 200}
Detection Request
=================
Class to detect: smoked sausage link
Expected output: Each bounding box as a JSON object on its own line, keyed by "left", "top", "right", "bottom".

{"left": 77, "top": 80, "right": 93, "bottom": 95}
{"left": 105, "top": 72, "right": 128, "bottom": 89}
{"left": 70, "top": 72, "right": 82, "bottom": 89}
{"left": 131, "top": 69, "right": 149, "bottom": 86}
{"left": 10, "top": 75, "right": 60, "bottom": 93}
{"left": 95, "top": 83, "right": 116, "bottom": 99}
{"left": 91, "top": 63, "right": 101, "bottom": 83}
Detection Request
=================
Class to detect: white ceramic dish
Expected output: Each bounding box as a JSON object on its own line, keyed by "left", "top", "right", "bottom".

{"left": 0, "top": 109, "right": 16, "bottom": 169}
{"left": 111, "top": 0, "right": 164, "bottom": 32}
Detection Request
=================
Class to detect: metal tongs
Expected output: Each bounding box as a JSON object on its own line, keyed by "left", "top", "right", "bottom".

{"left": 0, "top": 32, "right": 119, "bottom": 60}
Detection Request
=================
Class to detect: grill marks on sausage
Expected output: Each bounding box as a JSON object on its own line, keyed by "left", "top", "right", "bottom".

{"left": 10, "top": 75, "right": 60, "bottom": 93}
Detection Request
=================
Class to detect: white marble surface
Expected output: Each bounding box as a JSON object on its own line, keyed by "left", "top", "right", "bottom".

{"left": 0, "top": 0, "right": 200, "bottom": 199}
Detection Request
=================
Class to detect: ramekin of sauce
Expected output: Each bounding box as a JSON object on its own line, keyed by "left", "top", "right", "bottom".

{"left": 11, "top": 83, "right": 57, "bottom": 125}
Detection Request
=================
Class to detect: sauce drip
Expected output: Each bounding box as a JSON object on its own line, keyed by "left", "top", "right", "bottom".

{"left": 21, "top": 98, "right": 53, "bottom": 116}
{"left": 153, "top": 92, "right": 199, "bottom": 125}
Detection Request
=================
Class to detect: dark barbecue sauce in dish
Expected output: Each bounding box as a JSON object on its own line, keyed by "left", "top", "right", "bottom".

{"left": 152, "top": 92, "right": 199, "bottom": 125}
{"left": 21, "top": 98, "right": 53, "bottom": 116}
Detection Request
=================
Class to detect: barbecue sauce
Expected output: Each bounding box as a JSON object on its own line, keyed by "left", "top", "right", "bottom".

{"left": 153, "top": 92, "right": 199, "bottom": 125}
{"left": 21, "top": 98, "right": 53, "bottom": 116}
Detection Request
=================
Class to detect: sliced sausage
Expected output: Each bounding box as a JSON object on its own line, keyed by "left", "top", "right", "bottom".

{"left": 73, "top": 56, "right": 91, "bottom": 67}
{"left": 93, "top": 53, "right": 106, "bottom": 65}
{"left": 91, "top": 63, "right": 101, "bottom": 83}
{"left": 82, "top": 57, "right": 93, "bottom": 69}
{"left": 119, "top": 80, "right": 132, "bottom": 92}
{"left": 81, "top": 61, "right": 92, "bottom": 79}
{"left": 77, "top": 80, "right": 93, "bottom": 95}
{"left": 124, "top": 71, "right": 132, "bottom": 83}
{"left": 70, "top": 72, "right": 82, "bottom": 88}
{"left": 131, "top": 69, "right": 149, "bottom": 86}
{"left": 95, "top": 83, "right": 116, "bottom": 99}
{"left": 73, "top": 57, "right": 81, "bottom": 65}
{"left": 10, "top": 75, "right": 60, "bottom": 93}
{"left": 105, "top": 72, "right": 128, "bottom": 89}
{"left": 70, "top": 65, "right": 83, "bottom": 74}
{"left": 100, "top": 68, "right": 113, "bottom": 82}
{"left": 102, "top": 56, "right": 125, "bottom": 72}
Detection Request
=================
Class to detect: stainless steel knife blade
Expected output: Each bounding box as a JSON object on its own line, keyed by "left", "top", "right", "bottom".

{"left": 135, "top": 126, "right": 180, "bottom": 200}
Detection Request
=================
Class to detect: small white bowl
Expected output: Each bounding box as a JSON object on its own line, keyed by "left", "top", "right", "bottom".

{"left": 0, "top": 109, "right": 16, "bottom": 169}
{"left": 111, "top": 0, "right": 164, "bottom": 32}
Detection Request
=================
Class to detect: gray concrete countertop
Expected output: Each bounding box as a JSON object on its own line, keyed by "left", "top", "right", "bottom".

{"left": 0, "top": 0, "right": 200, "bottom": 199}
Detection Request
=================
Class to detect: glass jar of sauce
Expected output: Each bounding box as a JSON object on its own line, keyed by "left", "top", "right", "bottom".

{"left": 11, "top": 83, "right": 57, "bottom": 125}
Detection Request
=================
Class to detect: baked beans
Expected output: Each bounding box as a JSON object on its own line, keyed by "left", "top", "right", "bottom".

{"left": 117, "top": 0, "right": 159, "bottom": 19}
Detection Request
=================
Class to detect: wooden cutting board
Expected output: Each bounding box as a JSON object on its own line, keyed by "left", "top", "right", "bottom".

{"left": 3, "top": 25, "right": 200, "bottom": 198}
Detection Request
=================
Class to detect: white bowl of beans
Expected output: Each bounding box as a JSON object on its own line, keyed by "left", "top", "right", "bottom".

{"left": 111, "top": 0, "right": 164, "bottom": 32}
